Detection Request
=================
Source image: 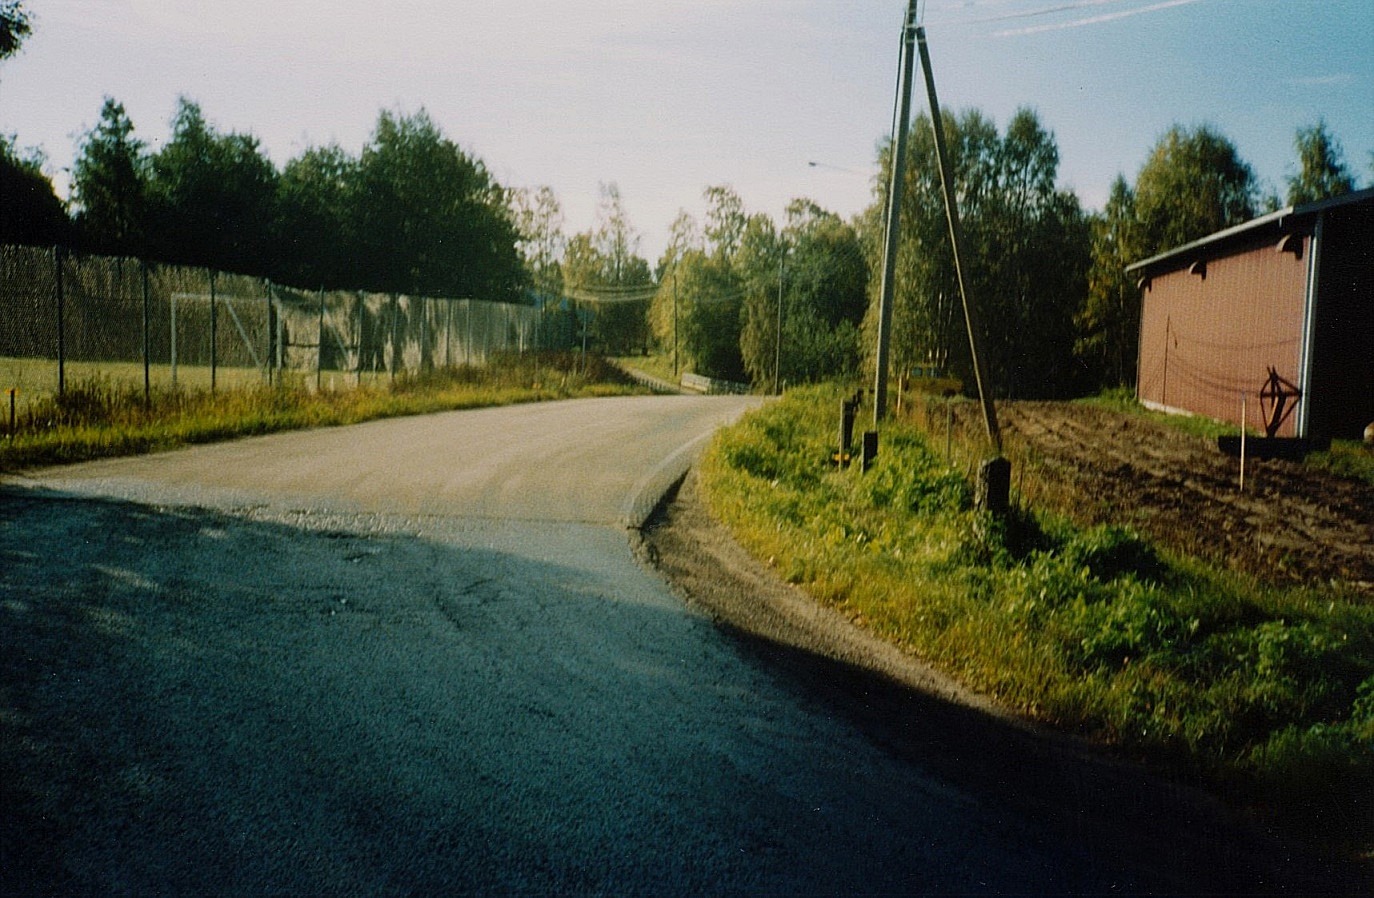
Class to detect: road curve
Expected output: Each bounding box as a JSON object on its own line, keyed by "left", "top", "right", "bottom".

{"left": 5, "top": 395, "right": 1154, "bottom": 894}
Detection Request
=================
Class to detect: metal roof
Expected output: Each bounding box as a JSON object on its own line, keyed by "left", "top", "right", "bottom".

{"left": 1125, "top": 186, "right": 1374, "bottom": 274}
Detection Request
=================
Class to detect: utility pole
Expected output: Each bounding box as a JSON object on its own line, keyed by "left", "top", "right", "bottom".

{"left": 672, "top": 272, "right": 679, "bottom": 377}
{"left": 774, "top": 246, "right": 785, "bottom": 395}
{"left": 916, "top": 25, "right": 1001, "bottom": 454}
{"left": 873, "top": 0, "right": 919, "bottom": 426}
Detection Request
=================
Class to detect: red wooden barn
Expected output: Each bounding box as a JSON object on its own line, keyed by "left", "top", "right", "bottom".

{"left": 1127, "top": 188, "right": 1374, "bottom": 441}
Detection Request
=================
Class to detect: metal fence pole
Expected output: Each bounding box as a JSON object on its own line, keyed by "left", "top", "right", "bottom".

{"left": 418, "top": 294, "right": 428, "bottom": 373}
{"left": 445, "top": 297, "right": 453, "bottom": 369}
{"left": 265, "top": 283, "right": 275, "bottom": 386}
{"left": 390, "top": 294, "right": 399, "bottom": 382}
{"left": 355, "top": 291, "right": 364, "bottom": 387}
{"left": 142, "top": 261, "right": 151, "bottom": 406}
{"left": 170, "top": 288, "right": 178, "bottom": 387}
{"left": 210, "top": 270, "right": 218, "bottom": 393}
{"left": 54, "top": 246, "right": 65, "bottom": 396}
{"left": 317, "top": 287, "right": 325, "bottom": 391}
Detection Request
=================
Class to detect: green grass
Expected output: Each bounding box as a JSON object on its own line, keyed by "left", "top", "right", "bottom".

{"left": 701, "top": 384, "right": 1374, "bottom": 853}
{"left": 1308, "top": 441, "right": 1374, "bottom": 487}
{"left": 1, "top": 352, "right": 643, "bottom": 471}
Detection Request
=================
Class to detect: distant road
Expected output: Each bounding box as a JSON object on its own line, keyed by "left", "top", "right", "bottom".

{"left": 4, "top": 395, "right": 1156, "bottom": 894}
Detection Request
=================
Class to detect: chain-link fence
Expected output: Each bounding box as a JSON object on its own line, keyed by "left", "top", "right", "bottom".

{"left": 1, "top": 245, "right": 550, "bottom": 416}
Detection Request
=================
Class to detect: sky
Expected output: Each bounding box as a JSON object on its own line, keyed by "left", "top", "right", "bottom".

{"left": 2, "top": 0, "right": 1371, "bottom": 264}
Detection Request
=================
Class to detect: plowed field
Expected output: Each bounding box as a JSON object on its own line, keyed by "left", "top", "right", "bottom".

{"left": 989, "top": 402, "right": 1374, "bottom": 593}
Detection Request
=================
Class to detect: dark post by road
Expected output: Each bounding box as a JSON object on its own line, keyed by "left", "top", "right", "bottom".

{"left": 861, "top": 430, "right": 878, "bottom": 473}
{"left": 54, "top": 246, "right": 65, "bottom": 396}
{"left": 210, "top": 271, "right": 218, "bottom": 393}
{"left": 839, "top": 397, "right": 857, "bottom": 467}
{"left": 977, "top": 456, "right": 1012, "bottom": 516}
{"left": 142, "top": 261, "right": 151, "bottom": 407}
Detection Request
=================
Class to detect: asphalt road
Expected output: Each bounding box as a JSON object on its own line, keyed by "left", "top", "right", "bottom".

{"left": 4, "top": 395, "right": 1163, "bottom": 895}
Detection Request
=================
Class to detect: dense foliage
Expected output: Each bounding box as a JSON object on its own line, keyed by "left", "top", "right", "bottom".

{"left": 63, "top": 98, "right": 524, "bottom": 300}
{"left": 860, "top": 107, "right": 1090, "bottom": 399}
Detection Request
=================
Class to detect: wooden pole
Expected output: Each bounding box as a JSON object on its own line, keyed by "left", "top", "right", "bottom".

{"left": 873, "top": 0, "right": 919, "bottom": 427}
{"left": 916, "top": 25, "right": 1001, "bottom": 454}
{"left": 1240, "top": 394, "right": 1247, "bottom": 493}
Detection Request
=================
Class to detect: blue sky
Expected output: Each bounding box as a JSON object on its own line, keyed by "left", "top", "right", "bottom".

{"left": 2, "top": 0, "right": 1370, "bottom": 263}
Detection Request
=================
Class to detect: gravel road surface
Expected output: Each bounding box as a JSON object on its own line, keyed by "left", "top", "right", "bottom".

{"left": 0, "top": 395, "right": 1279, "bottom": 895}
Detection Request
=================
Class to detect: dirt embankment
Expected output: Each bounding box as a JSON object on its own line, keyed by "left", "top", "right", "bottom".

{"left": 993, "top": 402, "right": 1374, "bottom": 593}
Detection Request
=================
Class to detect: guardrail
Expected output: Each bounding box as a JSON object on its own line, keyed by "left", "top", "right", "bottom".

{"left": 680, "top": 372, "right": 752, "bottom": 395}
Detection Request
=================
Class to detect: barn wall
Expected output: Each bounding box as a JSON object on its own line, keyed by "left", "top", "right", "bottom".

{"left": 1137, "top": 236, "right": 1309, "bottom": 436}
{"left": 1307, "top": 205, "right": 1374, "bottom": 440}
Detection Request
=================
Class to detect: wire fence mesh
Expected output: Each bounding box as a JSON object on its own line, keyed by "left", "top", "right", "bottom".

{"left": 1, "top": 244, "right": 549, "bottom": 417}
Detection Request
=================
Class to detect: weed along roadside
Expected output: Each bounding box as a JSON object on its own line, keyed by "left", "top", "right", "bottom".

{"left": 698, "top": 383, "right": 1374, "bottom": 863}
{"left": 0, "top": 352, "right": 644, "bottom": 472}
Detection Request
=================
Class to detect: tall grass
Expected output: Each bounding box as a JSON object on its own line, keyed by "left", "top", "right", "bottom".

{"left": 1, "top": 352, "right": 641, "bottom": 471}
{"left": 701, "top": 384, "right": 1374, "bottom": 851}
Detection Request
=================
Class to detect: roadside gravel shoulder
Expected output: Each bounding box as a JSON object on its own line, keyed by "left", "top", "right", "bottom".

{"left": 635, "top": 468, "right": 1371, "bottom": 896}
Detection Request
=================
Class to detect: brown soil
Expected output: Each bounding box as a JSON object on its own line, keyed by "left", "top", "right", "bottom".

{"left": 993, "top": 401, "right": 1374, "bottom": 593}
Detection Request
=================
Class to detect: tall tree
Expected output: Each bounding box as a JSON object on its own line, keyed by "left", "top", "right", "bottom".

{"left": 511, "top": 185, "right": 565, "bottom": 298}
{"left": 562, "top": 183, "right": 654, "bottom": 354}
{"left": 738, "top": 201, "right": 867, "bottom": 388}
{"left": 145, "top": 97, "right": 280, "bottom": 274}
{"left": 0, "top": 135, "right": 69, "bottom": 246}
{"left": 649, "top": 210, "right": 703, "bottom": 361}
{"left": 351, "top": 108, "right": 522, "bottom": 299}
{"left": 862, "top": 106, "right": 1088, "bottom": 399}
{"left": 702, "top": 184, "right": 747, "bottom": 262}
{"left": 71, "top": 98, "right": 149, "bottom": 255}
{"left": 1286, "top": 120, "right": 1356, "bottom": 206}
{"left": 673, "top": 248, "right": 746, "bottom": 381}
{"left": 1077, "top": 175, "right": 1141, "bottom": 387}
{"left": 1133, "top": 124, "right": 1258, "bottom": 256}
{"left": 0, "top": 0, "right": 31, "bottom": 61}
{"left": 274, "top": 143, "right": 357, "bottom": 288}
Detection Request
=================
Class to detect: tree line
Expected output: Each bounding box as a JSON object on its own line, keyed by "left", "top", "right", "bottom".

{"left": 1, "top": 97, "right": 524, "bottom": 302}
{"left": 3, "top": 0, "right": 1368, "bottom": 397}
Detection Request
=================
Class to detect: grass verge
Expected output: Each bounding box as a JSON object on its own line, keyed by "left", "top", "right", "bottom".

{"left": 700, "top": 383, "right": 1374, "bottom": 855}
{"left": 1, "top": 352, "right": 642, "bottom": 472}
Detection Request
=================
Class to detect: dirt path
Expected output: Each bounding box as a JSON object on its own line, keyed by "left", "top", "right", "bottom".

{"left": 995, "top": 402, "right": 1374, "bottom": 592}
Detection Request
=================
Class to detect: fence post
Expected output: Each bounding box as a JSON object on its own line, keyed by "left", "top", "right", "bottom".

{"left": 142, "top": 261, "right": 151, "bottom": 407}
{"left": 317, "top": 287, "right": 325, "bottom": 391}
{"left": 445, "top": 298, "right": 453, "bottom": 369}
{"left": 418, "top": 294, "right": 428, "bottom": 374}
{"left": 170, "top": 287, "right": 178, "bottom": 387}
{"left": 389, "top": 294, "right": 399, "bottom": 382}
{"left": 265, "top": 282, "right": 276, "bottom": 386}
{"left": 53, "top": 246, "right": 66, "bottom": 396}
{"left": 355, "top": 291, "right": 364, "bottom": 387}
{"left": 210, "top": 270, "right": 218, "bottom": 393}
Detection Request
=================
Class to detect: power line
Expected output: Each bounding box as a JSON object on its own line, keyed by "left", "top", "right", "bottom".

{"left": 922, "top": 0, "right": 1205, "bottom": 34}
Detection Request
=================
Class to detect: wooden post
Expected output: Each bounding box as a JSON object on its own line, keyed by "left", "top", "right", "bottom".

{"left": 1239, "top": 395, "right": 1247, "bottom": 493}
{"left": 977, "top": 457, "right": 1012, "bottom": 516}
{"left": 861, "top": 430, "right": 878, "bottom": 473}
